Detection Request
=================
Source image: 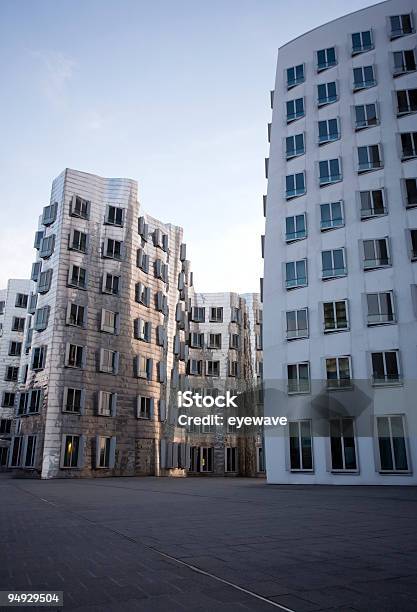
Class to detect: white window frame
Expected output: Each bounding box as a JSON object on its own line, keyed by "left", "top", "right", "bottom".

{"left": 287, "top": 362, "right": 310, "bottom": 395}
{"left": 321, "top": 248, "right": 347, "bottom": 280}
{"left": 285, "top": 308, "right": 309, "bottom": 340}
{"left": 329, "top": 418, "right": 358, "bottom": 472}
{"left": 351, "top": 29, "right": 373, "bottom": 55}
{"left": 376, "top": 415, "right": 410, "bottom": 473}
{"left": 317, "top": 118, "right": 340, "bottom": 145}
{"left": 359, "top": 188, "right": 387, "bottom": 219}
{"left": 318, "top": 158, "right": 342, "bottom": 186}
{"left": 370, "top": 350, "right": 401, "bottom": 386}
{"left": 323, "top": 300, "right": 349, "bottom": 333}
{"left": 99, "top": 348, "right": 119, "bottom": 374}
{"left": 362, "top": 237, "right": 391, "bottom": 270}
{"left": 325, "top": 355, "right": 352, "bottom": 389}
{"left": 286, "top": 97, "right": 305, "bottom": 123}
{"left": 285, "top": 132, "right": 305, "bottom": 159}
{"left": 317, "top": 81, "right": 338, "bottom": 107}
{"left": 289, "top": 420, "right": 313, "bottom": 471}
{"left": 285, "top": 259, "right": 307, "bottom": 290}
{"left": 285, "top": 213, "right": 307, "bottom": 242}
{"left": 353, "top": 102, "right": 379, "bottom": 130}
{"left": 357, "top": 144, "right": 383, "bottom": 173}
{"left": 320, "top": 201, "right": 344, "bottom": 231}
{"left": 366, "top": 291, "right": 396, "bottom": 326}
{"left": 353, "top": 65, "right": 376, "bottom": 91}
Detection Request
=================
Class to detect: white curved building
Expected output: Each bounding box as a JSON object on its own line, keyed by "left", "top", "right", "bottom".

{"left": 264, "top": 0, "right": 417, "bottom": 484}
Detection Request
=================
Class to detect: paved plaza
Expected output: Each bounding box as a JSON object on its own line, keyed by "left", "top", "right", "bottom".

{"left": 1, "top": 475, "right": 417, "bottom": 611}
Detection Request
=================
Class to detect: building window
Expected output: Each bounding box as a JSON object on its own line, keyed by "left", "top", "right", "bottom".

{"left": 31, "top": 261, "right": 42, "bottom": 282}
{"left": 326, "top": 356, "right": 352, "bottom": 389}
{"left": 188, "top": 359, "right": 203, "bottom": 375}
{"left": 354, "top": 103, "right": 378, "bottom": 129}
{"left": 225, "top": 447, "right": 238, "bottom": 472}
{"left": 319, "top": 158, "right": 342, "bottom": 186}
{"left": 318, "top": 118, "right": 340, "bottom": 145}
{"left": 138, "top": 216, "right": 149, "bottom": 240}
{"left": 409, "top": 229, "right": 417, "bottom": 260}
{"left": 37, "top": 269, "right": 53, "bottom": 294}
{"left": 389, "top": 13, "right": 414, "bottom": 39}
{"left": 15, "top": 293, "right": 28, "bottom": 309}
{"left": 317, "top": 81, "right": 337, "bottom": 106}
{"left": 105, "top": 205, "right": 124, "bottom": 226}
{"left": 191, "top": 307, "right": 205, "bottom": 322}
{"left": 5, "top": 366, "right": 18, "bottom": 382}
{"left": 134, "top": 318, "right": 151, "bottom": 342}
{"left": 42, "top": 202, "right": 58, "bottom": 226}
{"left": 257, "top": 447, "right": 265, "bottom": 472}
{"left": 39, "top": 234, "right": 55, "bottom": 259}
{"left": 287, "top": 362, "right": 310, "bottom": 394}
{"left": 393, "top": 49, "right": 416, "bottom": 76}
{"left": 136, "top": 248, "right": 149, "bottom": 273}
{"left": 286, "top": 133, "right": 305, "bottom": 159}
{"left": 0, "top": 419, "right": 12, "bottom": 434}
{"left": 65, "top": 343, "right": 85, "bottom": 369}
{"left": 286, "top": 64, "right": 304, "bottom": 89}
{"left": 33, "top": 306, "right": 50, "bottom": 332}
{"left": 357, "top": 144, "right": 383, "bottom": 172}
{"left": 366, "top": 292, "right": 396, "bottom": 325}
{"left": 68, "top": 265, "right": 87, "bottom": 289}
{"left": 135, "top": 283, "right": 151, "bottom": 307}
{"left": 285, "top": 172, "right": 306, "bottom": 199}
{"left": 322, "top": 248, "right": 347, "bottom": 280}
{"left": 320, "top": 201, "right": 344, "bottom": 231}
{"left": 70, "top": 195, "right": 90, "bottom": 219}
{"left": 371, "top": 351, "right": 401, "bottom": 385}
{"left": 359, "top": 189, "right": 386, "bottom": 219}
{"left": 403, "top": 178, "right": 417, "bottom": 209}
{"left": 95, "top": 436, "right": 115, "bottom": 469}
{"left": 401, "top": 132, "right": 417, "bottom": 160}
{"left": 8, "top": 341, "right": 22, "bottom": 357}
{"left": 377, "top": 416, "right": 408, "bottom": 472}
{"left": 317, "top": 46, "right": 336, "bottom": 72}
{"left": 63, "top": 387, "right": 84, "bottom": 414}
{"left": 330, "top": 419, "right": 357, "bottom": 471}
{"left": 31, "top": 345, "right": 47, "bottom": 371}
{"left": 286, "top": 308, "right": 308, "bottom": 340}
{"left": 34, "top": 230, "right": 44, "bottom": 250}
{"left": 323, "top": 300, "right": 349, "bottom": 332}
{"left": 12, "top": 317, "right": 25, "bottom": 332}
{"left": 100, "top": 309, "right": 119, "bottom": 334}
{"left": 103, "top": 238, "right": 123, "bottom": 260}
{"left": 285, "top": 213, "right": 307, "bottom": 243}
{"left": 99, "top": 348, "right": 119, "bottom": 374}
{"left": 286, "top": 97, "right": 304, "bottom": 123}
{"left": 230, "top": 333, "right": 240, "bottom": 349}
{"left": 69, "top": 229, "right": 88, "bottom": 253}
{"left": 285, "top": 259, "right": 307, "bottom": 290}
{"left": 189, "top": 332, "right": 204, "bottom": 348}
{"left": 102, "top": 273, "right": 120, "bottom": 295}
{"left": 206, "top": 360, "right": 220, "bottom": 377}
{"left": 27, "top": 389, "right": 42, "bottom": 414}
{"left": 190, "top": 447, "right": 214, "bottom": 472}
{"left": 363, "top": 238, "right": 391, "bottom": 269}
{"left": 28, "top": 293, "right": 37, "bottom": 315}
{"left": 0, "top": 300, "right": 4, "bottom": 315}
{"left": 135, "top": 355, "right": 153, "bottom": 380}
{"left": 351, "top": 30, "right": 373, "bottom": 55}
{"left": 353, "top": 65, "right": 376, "bottom": 91}
{"left": 397, "top": 89, "right": 417, "bottom": 116}
{"left": 10, "top": 436, "right": 23, "bottom": 467}
{"left": 289, "top": 420, "right": 313, "bottom": 470}
{"left": 98, "top": 391, "right": 117, "bottom": 417}
{"left": 137, "top": 396, "right": 153, "bottom": 419}
{"left": 228, "top": 360, "right": 239, "bottom": 377}
{"left": 61, "top": 435, "right": 82, "bottom": 468}
{"left": 208, "top": 333, "right": 222, "bottom": 349}
{"left": 209, "top": 307, "right": 223, "bottom": 323}
{"left": 66, "top": 303, "right": 86, "bottom": 327}
{"left": 2, "top": 392, "right": 15, "bottom": 408}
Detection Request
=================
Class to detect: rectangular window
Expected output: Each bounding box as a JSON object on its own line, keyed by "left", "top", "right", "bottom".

{"left": 404, "top": 178, "right": 417, "bottom": 208}
{"left": 31, "top": 261, "right": 42, "bottom": 282}
{"left": 286, "top": 172, "right": 305, "bottom": 199}
{"left": 286, "top": 308, "right": 308, "bottom": 340}
{"left": 285, "top": 259, "right": 307, "bottom": 289}
{"left": 286, "top": 133, "right": 305, "bottom": 159}
{"left": 99, "top": 348, "right": 118, "bottom": 374}
{"left": 138, "top": 216, "right": 149, "bottom": 240}
{"left": 63, "top": 387, "right": 84, "bottom": 413}
{"left": 409, "top": 229, "right": 417, "bottom": 260}
{"left": 135, "top": 355, "right": 152, "bottom": 380}
{"left": 10, "top": 436, "right": 23, "bottom": 467}
{"left": 69, "top": 229, "right": 87, "bottom": 253}
{"left": 33, "top": 305, "right": 50, "bottom": 331}
{"left": 330, "top": 419, "right": 357, "bottom": 470}
{"left": 225, "top": 447, "right": 238, "bottom": 472}
{"left": 66, "top": 303, "right": 86, "bottom": 327}
{"left": 257, "top": 446, "right": 265, "bottom": 472}
{"left": 351, "top": 30, "right": 373, "bottom": 55}
{"left": 28, "top": 292, "right": 37, "bottom": 314}
{"left": 188, "top": 359, "right": 203, "bottom": 375}
{"left": 5, "top": 366, "right": 18, "bottom": 381}
{"left": 393, "top": 49, "right": 416, "bottom": 76}
{"left": 2, "top": 392, "right": 15, "bottom": 408}
{"left": 134, "top": 318, "right": 151, "bottom": 342}
{"left": 98, "top": 391, "right": 117, "bottom": 417}
{"left": 39, "top": 234, "right": 55, "bottom": 259}
{"left": 70, "top": 195, "right": 90, "bottom": 219}
{"left": 209, "top": 307, "right": 223, "bottom": 323}
{"left": 363, "top": 238, "right": 391, "bottom": 269}
{"left": 136, "top": 248, "right": 149, "bottom": 273}
{"left": 377, "top": 416, "right": 408, "bottom": 472}
{"left": 189, "top": 332, "right": 204, "bottom": 348}
{"left": 42, "top": 202, "right": 58, "bottom": 226}
{"left": 353, "top": 65, "right": 376, "bottom": 90}
{"left": 326, "top": 356, "right": 352, "bottom": 389}
{"left": 323, "top": 300, "right": 349, "bottom": 332}
{"left": 371, "top": 351, "right": 400, "bottom": 385}
{"left": 27, "top": 389, "right": 42, "bottom": 414}
{"left": 286, "top": 97, "right": 304, "bottom": 122}
{"left": 37, "top": 269, "right": 53, "bottom": 294}
{"left": 65, "top": 344, "right": 85, "bottom": 369}
{"left": 103, "top": 238, "right": 123, "bottom": 260}
{"left": 15, "top": 293, "right": 28, "bottom": 309}
{"left": 317, "top": 81, "right": 337, "bottom": 106}
{"left": 102, "top": 273, "right": 120, "bottom": 295}
{"left": 390, "top": 14, "right": 414, "bottom": 39}
{"left": 34, "top": 230, "right": 44, "bottom": 250}
{"left": 287, "top": 362, "right": 310, "bottom": 394}
{"left": 62, "top": 435, "right": 81, "bottom": 468}
{"left": 0, "top": 300, "right": 4, "bottom": 315}
{"left": 8, "top": 341, "right": 22, "bottom": 357}
{"left": 319, "top": 158, "right": 342, "bottom": 186}
{"left": 68, "top": 265, "right": 87, "bottom": 289}
{"left": 359, "top": 189, "right": 386, "bottom": 219}
{"left": 100, "top": 309, "right": 119, "bottom": 334}
{"left": 206, "top": 360, "right": 220, "bottom": 377}
{"left": 357, "top": 144, "right": 383, "bottom": 172}
{"left": 200, "top": 447, "right": 213, "bottom": 472}
{"left": 12, "top": 317, "right": 25, "bottom": 332}
{"left": 285, "top": 213, "right": 307, "bottom": 242}
{"left": 230, "top": 333, "right": 240, "bottom": 349}
{"left": 397, "top": 89, "right": 417, "bottom": 115}
{"left": 31, "top": 345, "right": 47, "bottom": 371}
{"left": 229, "top": 361, "right": 238, "bottom": 377}
{"left": 191, "top": 307, "right": 205, "bottom": 322}
{"left": 289, "top": 420, "right": 313, "bottom": 469}
{"left": 208, "top": 333, "right": 222, "bottom": 349}
{"left": 135, "top": 283, "right": 151, "bottom": 307}
{"left": 105, "top": 205, "right": 124, "bottom": 226}
{"left": 401, "top": 132, "right": 417, "bottom": 160}
{"left": 367, "top": 291, "right": 395, "bottom": 325}
{"left": 354, "top": 103, "right": 378, "bottom": 129}
{"left": 0, "top": 418, "right": 12, "bottom": 433}
{"left": 317, "top": 47, "right": 336, "bottom": 72}
{"left": 137, "top": 396, "right": 152, "bottom": 419}
{"left": 320, "top": 201, "right": 344, "bottom": 230}
{"left": 322, "top": 248, "right": 347, "bottom": 279}
{"left": 286, "top": 64, "right": 304, "bottom": 89}
{"left": 318, "top": 118, "right": 340, "bottom": 144}
{"left": 96, "top": 436, "right": 113, "bottom": 468}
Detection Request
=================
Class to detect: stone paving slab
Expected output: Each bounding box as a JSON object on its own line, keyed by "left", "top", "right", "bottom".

{"left": 1, "top": 476, "right": 417, "bottom": 611}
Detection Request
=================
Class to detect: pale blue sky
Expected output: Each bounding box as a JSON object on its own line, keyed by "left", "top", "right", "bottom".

{"left": 0, "top": 0, "right": 377, "bottom": 292}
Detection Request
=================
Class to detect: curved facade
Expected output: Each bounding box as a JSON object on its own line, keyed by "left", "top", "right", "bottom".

{"left": 264, "top": 0, "right": 417, "bottom": 484}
